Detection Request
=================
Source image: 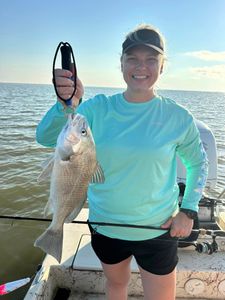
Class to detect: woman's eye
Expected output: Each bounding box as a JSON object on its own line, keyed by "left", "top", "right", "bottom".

{"left": 127, "top": 57, "right": 136, "bottom": 62}
{"left": 147, "top": 58, "right": 157, "bottom": 63}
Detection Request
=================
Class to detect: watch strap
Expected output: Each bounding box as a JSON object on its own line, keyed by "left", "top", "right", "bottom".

{"left": 180, "top": 208, "right": 198, "bottom": 220}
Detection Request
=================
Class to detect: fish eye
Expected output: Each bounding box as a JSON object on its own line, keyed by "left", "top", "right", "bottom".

{"left": 81, "top": 128, "right": 87, "bottom": 136}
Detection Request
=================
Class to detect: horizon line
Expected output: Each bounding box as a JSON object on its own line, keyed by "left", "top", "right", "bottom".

{"left": 0, "top": 81, "right": 224, "bottom": 94}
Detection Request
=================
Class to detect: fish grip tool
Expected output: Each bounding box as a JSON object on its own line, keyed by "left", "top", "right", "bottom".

{"left": 52, "top": 42, "right": 79, "bottom": 106}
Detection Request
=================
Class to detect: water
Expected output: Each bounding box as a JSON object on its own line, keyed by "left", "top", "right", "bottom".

{"left": 0, "top": 83, "right": 225, "bottom": 299}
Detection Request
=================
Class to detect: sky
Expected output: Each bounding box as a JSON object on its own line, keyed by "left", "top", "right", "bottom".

{"left": 1, "top": 0, "right": 225, "bottom": 92}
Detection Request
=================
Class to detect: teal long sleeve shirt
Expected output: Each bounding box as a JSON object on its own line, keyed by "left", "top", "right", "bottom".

{"left": 36, "top": 93, "right": 208, "bottom": 240}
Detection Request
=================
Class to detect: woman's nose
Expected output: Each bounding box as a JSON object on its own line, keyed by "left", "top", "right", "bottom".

{"left": 135, "top": 60, "right": 147, "bottom": 69}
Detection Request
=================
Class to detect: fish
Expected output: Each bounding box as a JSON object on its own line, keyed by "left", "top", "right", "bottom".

{"left": 34, "top": 113, "right": 104, "bottom": 262}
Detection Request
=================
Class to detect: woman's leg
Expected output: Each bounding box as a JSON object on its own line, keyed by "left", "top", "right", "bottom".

{"left": 139, "top": 266, "right": 176, "bottom": 300}
{"left": 101, "top": 256, "right": 132, "bottom": 300}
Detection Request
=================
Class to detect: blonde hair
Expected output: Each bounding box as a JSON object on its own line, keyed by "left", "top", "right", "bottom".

{"left": 123, "top": 23, "right": 166, "bottom": 56}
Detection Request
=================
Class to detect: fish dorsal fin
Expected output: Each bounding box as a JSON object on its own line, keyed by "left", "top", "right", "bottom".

{"left": 37, "top": 154, "right": 55, "bottom": 183}
{"left": 91, "top": 162, "right": 105, "bottom": 184}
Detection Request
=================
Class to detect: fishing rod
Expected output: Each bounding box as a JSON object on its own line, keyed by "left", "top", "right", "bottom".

{"left": 0, "top": 214, "right": 173, "bottom": 230}
{"left": 1, "top": 214, "right": 225, "bottom": 237}
{"left": 2, "top": 213, "right": 225, "bottom": 254}
{"left": 1, "top": 214, "right": 223, "bottom": 256}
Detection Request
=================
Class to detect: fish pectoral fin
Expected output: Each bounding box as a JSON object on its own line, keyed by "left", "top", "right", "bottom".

{"left": 37, "top": 155, "right": 55, "bottom": 183}
{"left": 40, "top": 153, "right": 55, "bottom": 169}
{"left": 91, "top": 162, "right": 105, "bottom": 184}
{"left": 65, "top": 198, "right": 87, "bottom": 223}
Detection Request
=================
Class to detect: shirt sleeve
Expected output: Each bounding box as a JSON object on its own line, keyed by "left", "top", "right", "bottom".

{"left": 36, "top": 102, "right": 75, "bottom": 147}
{"left": 176, "top": 118, "right": 208, "bottom": 212}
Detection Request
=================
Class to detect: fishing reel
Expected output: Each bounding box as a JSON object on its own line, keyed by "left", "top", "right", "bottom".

{"left": 195, "top": 239, "right": 218, "bottom": 254}
{"left": 193, "top": 226, "right": 225, "bottom": 254}
{"left": 179, "top": 228, "right": 220, "bottom": 255}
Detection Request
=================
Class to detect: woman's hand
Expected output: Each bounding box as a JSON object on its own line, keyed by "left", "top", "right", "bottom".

{"left": 161, "top": 212, "right": 194, "bottom": 238}
{"left": 53, "top": 68, "right": 84, "bottom": 108}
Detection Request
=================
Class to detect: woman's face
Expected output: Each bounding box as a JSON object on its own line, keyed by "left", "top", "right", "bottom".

{"left": 121, "top": 45, "right": 164, "bottom": 96}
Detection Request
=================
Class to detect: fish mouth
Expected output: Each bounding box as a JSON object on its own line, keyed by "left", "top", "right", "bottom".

{"left": 72, "top": 139, "right": 82, "bottom": 153}
{"left": 66, "top": 134, "right": 80, "bottom": 144}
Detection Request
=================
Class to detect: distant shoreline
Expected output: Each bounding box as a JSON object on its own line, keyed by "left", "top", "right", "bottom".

{"left": 0, "top": 82, "right": 224, "bottom": 94}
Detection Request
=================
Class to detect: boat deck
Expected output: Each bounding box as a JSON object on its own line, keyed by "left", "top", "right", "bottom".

{"left": 25, "top": 209, "right": 225, "bottom": 300}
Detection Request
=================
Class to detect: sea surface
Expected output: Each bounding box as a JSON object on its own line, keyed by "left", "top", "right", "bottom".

{"left": 0, "top": 82, "right": 225, "bottom": 299}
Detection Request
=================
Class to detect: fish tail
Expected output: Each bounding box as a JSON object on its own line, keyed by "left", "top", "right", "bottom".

{"left": 34, "top": 228, "right": 63, "bottom": 262}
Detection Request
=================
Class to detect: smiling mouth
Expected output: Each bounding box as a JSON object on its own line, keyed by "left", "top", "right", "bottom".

{"left": 132, "top": 75, "right": 148, "bottom": 79}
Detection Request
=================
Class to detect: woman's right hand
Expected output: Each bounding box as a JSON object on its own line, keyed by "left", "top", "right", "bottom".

{"left": 53, "top": 68, "right": 84, "bottom": 108}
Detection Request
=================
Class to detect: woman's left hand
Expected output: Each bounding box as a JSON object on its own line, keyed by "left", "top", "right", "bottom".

{"left": 161, "top": 212, "right": 194, "bottom": 238}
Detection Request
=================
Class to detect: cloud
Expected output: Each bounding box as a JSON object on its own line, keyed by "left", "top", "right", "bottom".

{"left": 184, "top": 50, "right": 225, "bottom": 61}
{"left": 189, "top": 65, "right": 225, "bottom": 79}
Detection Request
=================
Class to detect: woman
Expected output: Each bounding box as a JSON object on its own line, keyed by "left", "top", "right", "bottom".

{"left": 36, "top": 24, "right": 208, "bottom": 300}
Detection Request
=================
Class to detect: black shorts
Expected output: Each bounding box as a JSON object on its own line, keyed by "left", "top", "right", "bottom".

{"left": 89, "top": 225, "right": 178, "bottom": 275}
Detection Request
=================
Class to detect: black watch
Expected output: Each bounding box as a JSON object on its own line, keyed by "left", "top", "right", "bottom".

{"left": 180, "top": 208, "right": 198, "bottom": 220}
